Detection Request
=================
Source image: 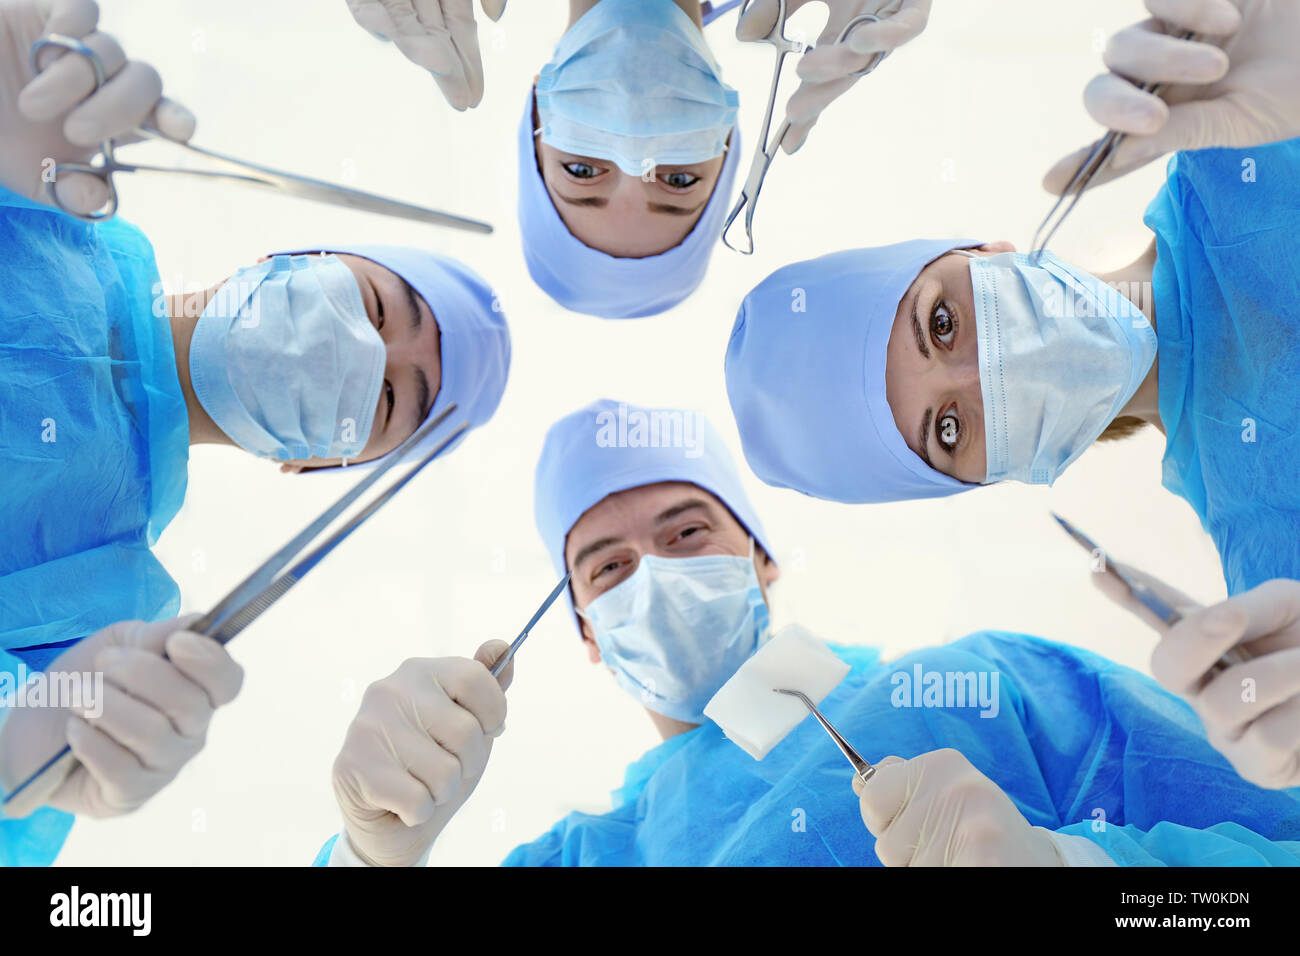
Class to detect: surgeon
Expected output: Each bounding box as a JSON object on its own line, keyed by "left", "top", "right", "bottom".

{"left": 725, "top": 0, "right": 1300, "bottom": 598}
{"left": 0, "top": 0, "right": 510, "bottom": 864}
{"left": 351, "top": 1, "right": 930, "bottom": 318}
{"left": 313, "top": 399, "right": 1300, "bottom": 867}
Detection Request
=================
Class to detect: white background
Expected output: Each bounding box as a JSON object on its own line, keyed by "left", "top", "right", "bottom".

{"left": 55, "top": 0, "right": 1229, "bottom": 866}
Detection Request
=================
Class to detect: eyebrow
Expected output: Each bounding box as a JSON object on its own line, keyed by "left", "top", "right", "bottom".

{"left": 413, "top": 366, "right": 432, "bottom": 430}
{"left": 553, "top": 193, "right": 706, "bottom": 217}
{"left": 570, "top": 499, "right": 712, "bottom": 572}
{"left": 918, "top": 407, "right": 934, "bottom": 468}
{"left": 401, "top": 277, "right": 423, "bottom": 333}
{"left": 556, "top": 193, "right": 608, "bottom": 209}
{"left": 648, "top": 200, "right": 706, "bottom": 217}
{"left": 911, "top": 296, "right": 931, "bottom": 360}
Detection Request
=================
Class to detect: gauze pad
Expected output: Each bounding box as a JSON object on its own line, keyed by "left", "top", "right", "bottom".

{"left": 704, "top": 624, "right": 849, "bottom": 760}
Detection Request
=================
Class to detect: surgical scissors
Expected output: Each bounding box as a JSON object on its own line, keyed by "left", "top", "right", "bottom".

{"left": 1051, "top": 513, "right": 1251, "bottom": 676}
{"left": 2, "top": 405, "right": 467, "bottom": 814}
{"left": 1029, "top": 28, "right": 1199, "bottom": 258}
{"left": 29, "top": 34, "right": 493, "bottom": 232}
{"left": 775, "top": 687, "right": 876, "bottom": 786}
{"left": 722, "top": 0, "right": 894, "bottom": 254}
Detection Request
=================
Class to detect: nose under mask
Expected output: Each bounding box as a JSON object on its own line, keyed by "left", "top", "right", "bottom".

{"left": 577, "top": 540, "right": 771, "bottom": 724}
{"left": 188, "top": 253, "right": 386, "bottom": 462}
{"left": 958, "top": 249, "right": 1157, "bottom": 485}
{"left": 535, "top": 0, "right": 739, "bottom": 176}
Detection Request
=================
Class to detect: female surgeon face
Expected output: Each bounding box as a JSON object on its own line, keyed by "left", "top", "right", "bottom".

{"left": 884, "top": 242, "right": 1014, "bottom": 484}
{"left": 278, "top": 253, "right": 442, "bottom": 472}
{"left": 533, "top": 94, "right": 727, "bottom": 258}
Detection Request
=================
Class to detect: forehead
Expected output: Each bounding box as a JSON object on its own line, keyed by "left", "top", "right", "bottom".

{"left": 563, "top": 481, "right": 733, "bottom": 558}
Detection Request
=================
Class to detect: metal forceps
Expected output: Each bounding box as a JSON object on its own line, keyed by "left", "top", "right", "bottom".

{"left": 1051, "top": 513, "right": 1251, "bottom": 676}
{"left": 1029, "top": 28, "right": 1199, "bottom": 257}
{"left": 2, "top": 405, "right": 467, "bottom": 814}
{"left": 29, "top": 34, "right": 493, "bottom": 232}
{"left": 489, "top": 572, "right": 572, "bottom": 678}
{"left": 722, "top": 0, "right": 893, "bottom": 254}
{"left": 775, "top": 688, "right": 876, "bottom": 786}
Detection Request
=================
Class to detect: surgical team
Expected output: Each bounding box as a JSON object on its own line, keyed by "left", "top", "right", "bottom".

{"left": 0, "top": 0, "right": 1297, "bottom": 868}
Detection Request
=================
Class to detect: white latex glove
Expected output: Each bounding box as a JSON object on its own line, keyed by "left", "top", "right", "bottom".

{"left": 0, "top": 615, "right": 244, "bottom": 818}
{"left": 1045, "top": 0, "right": 1300, "bottom": 193}
{"left": 854, "top": 749, "right": 1064, "bottom": 866}
{"left": 345, "top": 0, "right": 506, "bottom": 111}
{"left": 1093, "top": 565, "right": 1300, "bottom": 790}
{"left": 737, "top": 0, "right": 931, "bottom": 153}
{"left": 0, "top": 0, "right": 195, "bottom": 214}
{"left": 331, "top": 641, "right": 513, "bottom": 867}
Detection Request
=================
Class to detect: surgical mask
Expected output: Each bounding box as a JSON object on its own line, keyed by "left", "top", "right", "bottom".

{"left": 578, "top": 540, "right": 771, "bottom": 724}
{"left": 959, "top": 250, "right": 1157, "bottom": 484}
{"left": 189, "top": 253, "right": 385, "bottom": 462}
{"left": 536, "top": 0, "right": 739, "bottom": 176}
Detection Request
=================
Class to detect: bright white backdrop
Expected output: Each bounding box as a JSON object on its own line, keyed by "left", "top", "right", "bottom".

{"left": 54, "top": 0, "right": 1228, "bottom": 866}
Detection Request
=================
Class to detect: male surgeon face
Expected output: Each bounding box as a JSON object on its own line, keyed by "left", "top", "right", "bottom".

{"left": 563, "top": 481, "right": 780, "bottom": 663}
{"left": 883, "top": 242, "right": 1015, "bottom": 483}
{"left": 533, "top": 97, "right": 727, "bottom": 258}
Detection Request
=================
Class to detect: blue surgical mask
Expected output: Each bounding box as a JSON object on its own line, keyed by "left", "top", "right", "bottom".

{"left": 962, "top": 250, "right": 1157, "bottom": 484}
{"left": 578, "top": 541, "right": 771, "bottom": 724}
{"left": 536, "top": 0, "right": 739, "bottom": 176}
{"left": 189, "top": 253, "right": 386, "bottom": 462}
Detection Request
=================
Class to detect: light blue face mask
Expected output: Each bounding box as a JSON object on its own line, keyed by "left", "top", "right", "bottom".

{"left": 189, "top": 253, "right": 386, "bottom": 462}
{"left": 536, "top": 0, "right": 739, "bottom": 176}
{"left": 961, "top": 249, "right": 1158, "bottom": 484}
{"left": 578, "top": 540, "right": 771, "bottom": 724}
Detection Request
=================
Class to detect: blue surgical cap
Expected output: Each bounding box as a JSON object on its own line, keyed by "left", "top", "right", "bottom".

{"left": 725, "top": 240, "right": 982, "bottom": 504}
{"left": 534, "top": 400, "right": 773, "bottom": 582}
{"left": 516, "top": 91, "right": 741, "bottom": 319}
{"left": 276, "top": 245, "right": 511, "bottom": 471}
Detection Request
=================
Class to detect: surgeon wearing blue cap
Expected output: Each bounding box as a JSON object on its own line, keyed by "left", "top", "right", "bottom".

{"left": 725, "top": 3, "right": 1300, "bottom": 601}
{"left": 0, "top": 5, "right": 511, "bottom": 864}
{"left": 518, "top": 0, "right": 741, "bottom": 318}
{"left": 312, "top": 399, "right": 1300, "bottom": 868}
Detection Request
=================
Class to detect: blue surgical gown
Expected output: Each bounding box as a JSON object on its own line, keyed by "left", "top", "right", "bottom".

{"left": 0, "top": 184, "right": 190, "bottom": 865}
{"left": 312, "top": 633, "right": 1300, "bottom": 866}
{"left": 1146, "top": 137, "right": 1300, "bottom": 595}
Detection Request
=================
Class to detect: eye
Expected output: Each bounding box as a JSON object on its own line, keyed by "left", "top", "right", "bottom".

{"left": 383, "top": 380, "right": 395, "bottom": 426}
{"left": 593, "top": 558, "right": 623, "bottom": 581}
{"left": 661, "top": 171, "right": 700, "bottom": 189}
{"left": 930, "top": 301, "right": 956, "bottom": 348}
{"left": 369, "top": 280, "right": 385, "bottom": 331}
{"left": 563, "top": 161, "right": 600, "bottom": 179}
{"left": 938, "top": 411, "right": 959, "bottom": 452}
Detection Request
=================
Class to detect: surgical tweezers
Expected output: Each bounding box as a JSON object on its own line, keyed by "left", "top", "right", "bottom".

{"left": 490, "top": 572, "right": 572, "bottom": 678}
{"left": 775, "top": 688, "right": 876, "bottom": 786}
{"left": 722, "top": 0, "right": 894, "bottom": 254}
{"left": 1029, "top": 29, "right": 1199, "bottom": 257}
{"left": 29, "top": 34, "right": 492, "bottom": 232}
{"left": 1051, "top": 513, "right": 1251, "bottom": 676}
{"left": 2, "top": 405, "right": 467, "bottom": 814}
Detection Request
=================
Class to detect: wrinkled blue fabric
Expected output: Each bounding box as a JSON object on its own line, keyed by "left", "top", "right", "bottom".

{"left": 1146, "top": 137, "right": 1300, "bottom": 596}
{"left": 0, "top": 185, "right": 190, "bottom": 865}
{"left": 498, "top": 633, "right": 1300, "bottom": 866}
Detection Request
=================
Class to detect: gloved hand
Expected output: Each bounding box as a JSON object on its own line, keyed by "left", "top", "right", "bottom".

{"left": 0, "top": 615, "right": 244, "bottom": 818}
{"left": 1044, "top": 0, "right": 1300, "bottom": 193}
{"left": 1093, "top": 565, "right": 1300, "bottom": 790}
{"left": 855, "top": 749, "right": 1064, "bottom": 866}
{"left": 331, "top": 641, "right": 512, "bottom": 867}
{"left": 345, "top": 0, "right": 506, "bottom": 111}
{"left": 737, "top": 0, "right": 931, "bottom": 153}
{"left": 0, "top": 0, "right": 195, "bottom": 213}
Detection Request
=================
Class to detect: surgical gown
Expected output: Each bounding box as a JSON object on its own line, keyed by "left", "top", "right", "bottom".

{"left": 313, "top": 632, "right": 1300, "bottom": 866}
{"left": 1147, "top": 136, "right": 1300, "bottom": 595}
{"left": 0, "top": 185, "right": 189, "bottom": 865}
